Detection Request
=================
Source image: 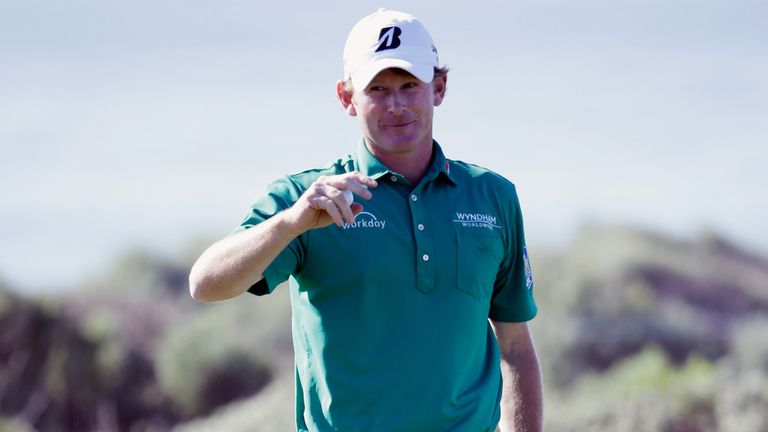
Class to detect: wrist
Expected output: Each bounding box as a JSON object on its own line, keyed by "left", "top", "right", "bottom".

{"left": 276, "top": 207, "right": 308, "bottom": 239}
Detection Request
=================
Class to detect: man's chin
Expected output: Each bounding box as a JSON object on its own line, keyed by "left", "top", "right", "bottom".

{"left": 383, "top": 133, "right": 428, "bottom": 149}
{"left": 367, "top": 133, "right": 430, "bottom": 155}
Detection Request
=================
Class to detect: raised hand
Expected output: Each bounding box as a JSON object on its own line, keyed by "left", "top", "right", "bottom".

{"left": 284, "top": 172, "right": 378, "bottom": 234}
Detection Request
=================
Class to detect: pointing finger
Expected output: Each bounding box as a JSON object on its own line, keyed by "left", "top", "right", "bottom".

{"left": 346, "top": 182, "right": 373, "bottom": 200}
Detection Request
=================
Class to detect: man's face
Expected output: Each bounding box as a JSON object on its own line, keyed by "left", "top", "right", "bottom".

{"left": 350, "top": 68, "right": 446, "bottom": 158}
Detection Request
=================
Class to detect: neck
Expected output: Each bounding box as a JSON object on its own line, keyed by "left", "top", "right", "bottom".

{"left": 365, "top": 138, "right": 434, "bottom": 185}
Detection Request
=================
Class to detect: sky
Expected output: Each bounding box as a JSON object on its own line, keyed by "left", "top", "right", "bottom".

{"left": 1, "top": 0, "right": 766, "bottom": 292}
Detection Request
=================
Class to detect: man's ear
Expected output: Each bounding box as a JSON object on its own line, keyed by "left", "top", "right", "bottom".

{"left": 432, "top": 74, "right": 447, "bottom": 107}
{"left": 336, "top": 80, "right": 357, "bottom": 116}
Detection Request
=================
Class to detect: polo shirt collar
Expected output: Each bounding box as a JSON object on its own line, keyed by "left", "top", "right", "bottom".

{"left": 354, "top": 139, "right": 458, "bottom": 185}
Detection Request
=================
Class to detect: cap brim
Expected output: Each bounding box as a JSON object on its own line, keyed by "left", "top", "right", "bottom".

{"left": 351, "top": 57, "right": 435, "bottom": 91}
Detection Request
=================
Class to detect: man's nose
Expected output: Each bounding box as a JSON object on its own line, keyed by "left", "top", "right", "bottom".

{"left": 387, "top": 91, "right": 406, "bottom": 115}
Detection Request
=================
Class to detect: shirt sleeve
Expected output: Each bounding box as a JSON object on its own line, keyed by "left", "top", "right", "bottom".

{"left": 488, "top": 185, "right": 538, "bottom": 322}
{"left": 232, "top": 176, "right": 305, "bottom": 296}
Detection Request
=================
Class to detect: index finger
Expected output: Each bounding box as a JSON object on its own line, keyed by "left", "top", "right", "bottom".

{"left": 327, "top": 172, "right": 378, "bottom": 200}
{"left": 343, "top": 172, "right": 378, "bottom": 189}
{"left": 346, "top": 181, "right": 373, "bottom": 200}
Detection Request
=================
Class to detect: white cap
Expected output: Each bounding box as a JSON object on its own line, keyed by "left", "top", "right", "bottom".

{"left": 343, "top": 9, "right": 439, "bottom": 91}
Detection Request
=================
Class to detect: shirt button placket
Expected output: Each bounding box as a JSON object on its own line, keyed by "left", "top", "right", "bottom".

{"left": 410, "top": 190, "right": 434, "bottom": 293}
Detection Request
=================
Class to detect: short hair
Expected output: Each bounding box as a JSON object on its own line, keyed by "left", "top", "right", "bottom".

{"left": 343, "top": 66, "right": 450, "bottom": 94}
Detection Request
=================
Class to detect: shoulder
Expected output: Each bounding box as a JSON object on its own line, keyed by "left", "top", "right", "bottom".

{"left": 448, "top": 159, "right": 518, "bottom": 194}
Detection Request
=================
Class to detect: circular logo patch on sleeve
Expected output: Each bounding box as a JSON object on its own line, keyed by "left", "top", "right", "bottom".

{"left": 523, "top": 246, "right": 533, "bottom": 290}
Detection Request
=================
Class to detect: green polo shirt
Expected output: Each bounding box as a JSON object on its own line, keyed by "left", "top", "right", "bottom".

{"left": 236, "top": 140, "right": 537, "bottom": 432}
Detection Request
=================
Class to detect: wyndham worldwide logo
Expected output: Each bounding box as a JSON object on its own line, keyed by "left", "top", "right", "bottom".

{"left": 342, "top": 211, "right": 387, "bottom": 230}
{"left": 453, "top": 212, "right": 502, "bottom": 230}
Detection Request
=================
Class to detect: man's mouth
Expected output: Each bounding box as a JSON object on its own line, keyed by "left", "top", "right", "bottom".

{"left": 383, "top": 120, "right": 416, "bottom": 128}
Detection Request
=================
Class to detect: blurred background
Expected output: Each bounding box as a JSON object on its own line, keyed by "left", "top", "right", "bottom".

{"left": 1, "top": 0, "right": 766, "bottom": 431}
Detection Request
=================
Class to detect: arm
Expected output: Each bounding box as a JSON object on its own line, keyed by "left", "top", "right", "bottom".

{"left": 189, "top": 173, "right": 377, "bottom": 302}
{"left": 489, "top": 320, "right": 543, "bottom": 432}
{"left": 189, "top": 211, "right": 302, "bottom": 302}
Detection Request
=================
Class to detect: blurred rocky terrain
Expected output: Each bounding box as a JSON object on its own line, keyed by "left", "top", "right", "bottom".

{"left": 531, "top": 225, "right": 768, "bottom": 431}
{"left": 1, "top": 224, "right": 767, "bottom": 431}
{"left": 0, "top": 250, "right": 291, "bottom": 432}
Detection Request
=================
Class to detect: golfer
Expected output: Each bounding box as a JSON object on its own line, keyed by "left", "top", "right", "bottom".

{"left": 190, "top": 9, "right": 542, "bottom": 432}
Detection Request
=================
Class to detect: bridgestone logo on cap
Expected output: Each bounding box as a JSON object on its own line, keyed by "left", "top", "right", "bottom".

{"left": 376, "top": 26, "right": 402, "bottom": 52}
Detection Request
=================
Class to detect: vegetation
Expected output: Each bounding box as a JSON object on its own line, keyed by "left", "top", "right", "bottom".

{"left": 1, "top": 224, "right": 767, "bottom": 431}
{"left": 155, "top": 302, "right": 275, "bottom": 416}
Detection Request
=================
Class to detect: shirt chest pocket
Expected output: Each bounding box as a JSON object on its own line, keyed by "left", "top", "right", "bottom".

{"left": 455, "top": 229, "right": 504, "bottom": 300}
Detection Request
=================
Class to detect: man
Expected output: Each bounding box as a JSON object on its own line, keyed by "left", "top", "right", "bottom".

{"left": 189, "top": 9, "right": 542, "bottom": 432}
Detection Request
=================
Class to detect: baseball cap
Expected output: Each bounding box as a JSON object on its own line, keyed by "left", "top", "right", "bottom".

{"left": 343, "top": 8, "right": 440, "bottom": 91}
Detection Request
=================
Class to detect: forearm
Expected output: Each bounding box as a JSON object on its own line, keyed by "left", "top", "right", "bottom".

{"left": 189, "top": 172, "right": 377, "bottom": 302}
{"left": 497, "top": 339, "right": 543, "bottom": 432}
{"left": 189, "top": 211, "right": 301, "bottom": 302}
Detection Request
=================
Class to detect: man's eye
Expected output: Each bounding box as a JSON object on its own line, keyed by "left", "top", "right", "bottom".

{"left": 369, "top": 86, "right": 386, "bottom": 92}
{"left": 403, "top": 82, "right": 418, "bottom": 89}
